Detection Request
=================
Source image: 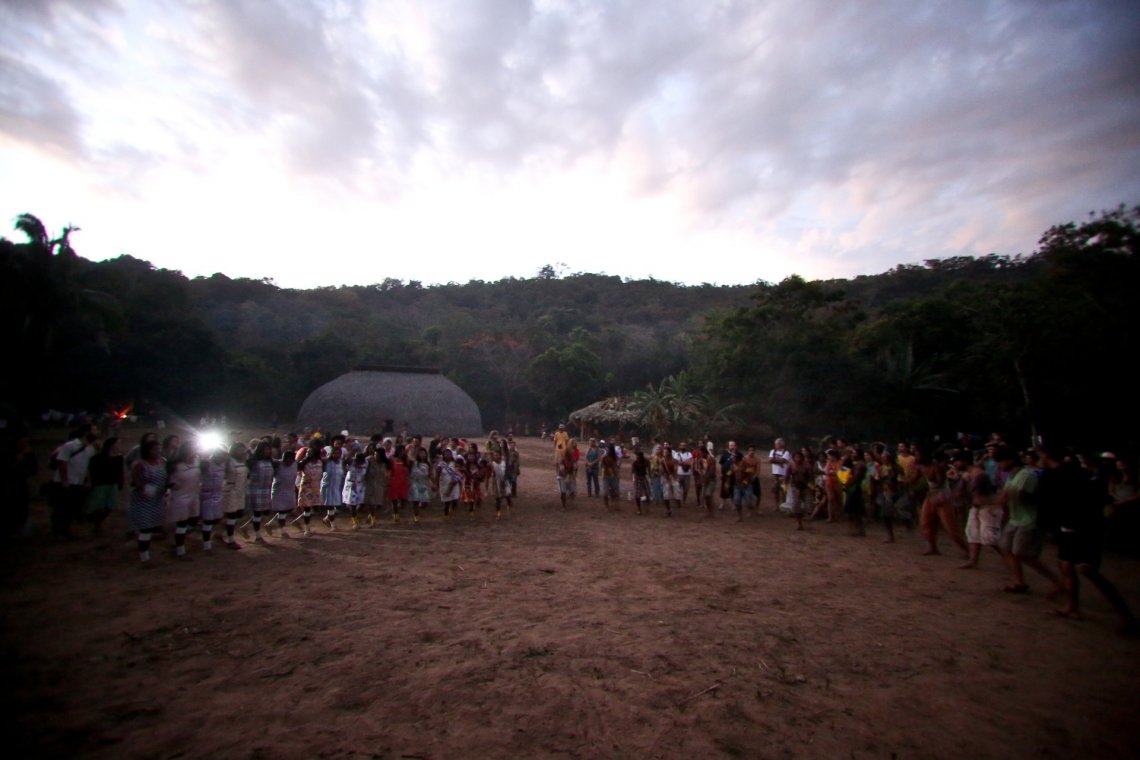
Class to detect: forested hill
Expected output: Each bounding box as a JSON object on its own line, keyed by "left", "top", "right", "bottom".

{"left": 2, "top": 206, "right": 1137, "bottom": 448}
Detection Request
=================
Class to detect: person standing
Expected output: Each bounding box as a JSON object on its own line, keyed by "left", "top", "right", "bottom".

{"left": 718, "top": 441, "right": 738, "bottom": 511}
{"left": 269, "top": 449, "right": 298, "bottom": 537}
{"left": 243, "top": 441, "right": 274, "bottom": 543}
{"left": 785, "top": 450, "right": 812, "bottom": 530}
{"left": 50, "top": 426, "right": 98, "bottom": 539}
{"left": 408, "top": 447, "right": 432, "bottom": 524}
{"left": 320, "top": 435, "right": 347, "bottom": 530}
{"left": 388, "top": 445, "right": 410, "bottom": 522}
{"left": 295, "top": 443, "right": 323, "bottom": 536}
{"left": 674, "top": 441, "right": 694, "bottom": 506}
{"left": 556, "top": 447, "right": 577, "bottom": 509}
{"left": 600, "top": 445, "right": 621, "bottom": 511}
{"left": 166, "top": 444, "right": 202, "bottom": 559}
{"left": 198, "top": 448, "right": 227, "bottom": 550}
{"left": 85, "top": 437, "right": 123, "bottom": 536}
{"left": 363, "top": 443, "right": 389, "bottom": 526}
{"left": 768, "top": 438, "right": 792, "bottom": 511}
{"left": 220, "top": 442, "right": 249, "bottom": 549}
{"left": 585, "top": 439, "right": 601, "bottom": 498}
{"left": 128, "top": 439, "right": 167, "bottom": 565}
{"left": 343, "top": 451, "right": 369, "bottom": 528}
{"left": 552, "top": 423, "right": 570, "bottom": 461}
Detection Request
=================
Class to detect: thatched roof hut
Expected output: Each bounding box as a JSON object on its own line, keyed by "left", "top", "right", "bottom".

{"left": 568, "top": 396, "right": 640, "bottom": 438}
{"left": 296, "top": 366, "right": 483, "bottom": 436}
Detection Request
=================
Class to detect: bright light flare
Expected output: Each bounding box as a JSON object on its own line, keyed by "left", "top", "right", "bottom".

{"left": 198, "top": 430, "right": 224, "bottom": 452}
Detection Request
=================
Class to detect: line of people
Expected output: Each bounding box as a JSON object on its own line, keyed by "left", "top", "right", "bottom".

{"left": 36, "top": 425, "right": 523, "bottom": 564}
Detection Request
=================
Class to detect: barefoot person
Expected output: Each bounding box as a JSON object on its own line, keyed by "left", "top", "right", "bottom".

{"left": 198, "top": 447, "right": 227, "bottom": 550}
{"left": 785, "top": 450, "right": 812, "bottom": 530}
{"left": 919, "top": 450, "right": 968, "bottom": 556}
{"left": 243, "top": 440, "right": 274, "bottom": 543}
{"left": 408, "top": 447, "right": 432, "bottom": 523}
{"left": 343, "top": 451, "right": 369, "bottom": 528}
{"left": 556, "top": 448, "right": 576, "bottom": 509}
{"left": 269, "top": 449, "right": 298, "bottom": 537}
{"left": 998, "top": 447, "right": 1063, "bottom": 596}
{"left": 600, "top": 444, "right": 621, "bottom": 511}
{"left": 221, "top": 442, "right": 249, "bottom": 549}
{"left": 296, "top": 443, "right": 323, "bottom": 536}
{"left": 1039, "top": 445, "right": 1137, "bottom": 630}
{"left": 960, "top": 459, "right": 1003, "bottom": 569}
{"left": 166, "top": 443, "right": 201, "bottom": 559}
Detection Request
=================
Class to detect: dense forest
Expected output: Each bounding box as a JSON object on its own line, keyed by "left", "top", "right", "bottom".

{"left": 2, "top": 206, "right": 1137, "bottom": 450}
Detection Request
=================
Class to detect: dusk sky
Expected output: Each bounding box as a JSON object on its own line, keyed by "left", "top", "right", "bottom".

{"left": 2, "top": 0, "right": 1138, "bottom": 290}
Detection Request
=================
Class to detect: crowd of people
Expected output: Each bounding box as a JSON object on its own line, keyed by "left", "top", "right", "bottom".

{"left": 6, "top": 419, "right": 1137, "bottom": 631}
{"left": 547, "top": 425, "right": 1138, "bottom": 632}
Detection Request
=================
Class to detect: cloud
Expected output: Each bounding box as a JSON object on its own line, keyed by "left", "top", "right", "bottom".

{"left": 1, "top": 0, "right": 1138, "bottom": 286}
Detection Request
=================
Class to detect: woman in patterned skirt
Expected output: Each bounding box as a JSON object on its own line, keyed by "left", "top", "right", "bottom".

{"left": 198, "top": 447, "right": 227, "bottom": 550}
{"left": 362, "top": 442, "right": 389, "bottom": 526}
{"left": 129, "top": 439, "right": 167, "bottom": 565}
{"left": 243, "top": 440, "right": 274, "bottom": 543}
{"left": 269, "top": 449, "right": 298, "bottom": 537}
{"left": 408, "top": 446, "right": 432, "bottom": 524}
{"left": 296, "top": 443, "right": 324, "bottom": 537}
{"left": 221, "top": 442, "right": 249, "bottom": 549}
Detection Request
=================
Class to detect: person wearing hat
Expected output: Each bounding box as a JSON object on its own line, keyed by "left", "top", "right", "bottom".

{"left": 674, "top": 441, "right": 694, "bottom": 505}
{"left": 552, "top": 423, "right": 570, "bottom": 463}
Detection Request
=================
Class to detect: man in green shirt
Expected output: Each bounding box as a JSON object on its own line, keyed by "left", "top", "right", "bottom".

{"left": 998, "top": 448, "right": 1063, "bottom": 596}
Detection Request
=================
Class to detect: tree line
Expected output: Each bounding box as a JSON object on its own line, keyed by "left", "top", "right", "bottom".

{"left": 2, "top": 206, "right": 1136, "bottom": 451}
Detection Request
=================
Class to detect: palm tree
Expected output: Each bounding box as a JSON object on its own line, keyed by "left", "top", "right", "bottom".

{"left": 632, "top": 371, "right": 713, "bottom": 439}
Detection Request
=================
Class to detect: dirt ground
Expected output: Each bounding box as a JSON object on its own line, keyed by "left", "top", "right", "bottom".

{"left": 3, "top": 434, "right": 1139, "bottom": 759}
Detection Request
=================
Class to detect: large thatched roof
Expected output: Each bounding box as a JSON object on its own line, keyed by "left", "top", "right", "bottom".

{"left": 296, "top": 367, "right": 483, "bottom": 436}
{"left": 568, "top": 396, "right": 640, "bottom": 425}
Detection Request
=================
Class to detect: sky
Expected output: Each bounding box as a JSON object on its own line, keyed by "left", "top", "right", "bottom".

{"left": 1, "top": 0, "right": 1138, "bottom": 290}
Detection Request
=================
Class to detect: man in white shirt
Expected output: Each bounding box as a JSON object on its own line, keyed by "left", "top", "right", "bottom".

{"left": 673, "top": 441, "right": 694, "bottom": 505}
{"left": 768, "top": 438, "right": 792, "bottom": 511}
{"left": 51, "top": 425, "right": 98, "bottom": 539}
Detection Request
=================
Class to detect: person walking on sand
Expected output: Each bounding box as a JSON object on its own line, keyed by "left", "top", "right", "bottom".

{"left": 997, "top": 447, "right": 1063, "bottom": 596}
{"left": 920, "top": 450, "right": 968, "bottom": 556}
{"left": 631, "top": 450, "right": 650, "bottom": 514}
{"left": 960, "top": 459, "right": 1003, "bottom": 569}
{"left": 1039, "top": 445, "right": 1137, "bottom": 632}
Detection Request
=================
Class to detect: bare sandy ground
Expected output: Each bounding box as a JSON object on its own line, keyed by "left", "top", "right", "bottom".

{"left": 3, "top": 436, "right": 1138, "bottom": 759}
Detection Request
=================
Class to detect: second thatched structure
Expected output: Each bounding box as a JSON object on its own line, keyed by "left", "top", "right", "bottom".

{"left": 567, "top": 396, "right": 641, "bottom": 440}
{"left": 296, "top": 366, "right": 483, "bottom": 437}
